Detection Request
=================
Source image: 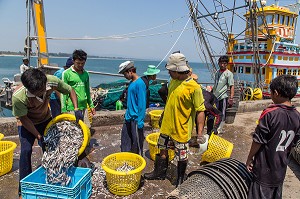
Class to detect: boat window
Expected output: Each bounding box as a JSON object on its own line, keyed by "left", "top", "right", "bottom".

{"left": 233, "top": 56, "right": 238, "bottom": 59}
{"left": 283, "top": 69, "right": 287, "bottom": 74}
{"left": 293, "top": 70, "right": 297, "bottom": 76}
{"left": 246, "top": 55, "right": 252, "bottom": 59}
{"left": 283, "top": 56, "right": 288, "bottom": 61}
{"left": 277, "top": 69, "right": 284, "bottom": 76}
{"left": 278, "top": 56, "right": 282, "bottom": 60}
{"left": 285, "top": 16, "right": 289, "bottom": 26}
{"left": 280, "top": 15, "right": 284, "bottom": 24}
{"left": 287, "top": 69, "right": 292, "bottom": 75}
{"left": 295, "top": 57, "right": 299, "bottom": 61}
{"left": 266, "top": 15, "right": 273, "bottom": 24}
{"left": 289, "top": 57, "right": 293, "bottom": 61}
{"left": 263, "top": 55, "right": 266, "bottom": 59}
{"left": 240, "top": 45, "right": 245, "bottom": 50}
{"left": 262, "top": 68, "right": 265, "bottom": 75}
{"left": 245, "top": 67, "right": 251, "bottom": 74}
{"left": 298, "top": 70, "right": 300, "bottom": 75}
{"left": 239, "top": 66, "right": 244, "bottom": 73}
{"left": 233, "top": 66, "right": 237, "bottom": 73}
{"left": 274, "top": 14, "right": 279, "bottom": 24}
{"left": 290, "top": 17, "right": 294, "bottom": 26}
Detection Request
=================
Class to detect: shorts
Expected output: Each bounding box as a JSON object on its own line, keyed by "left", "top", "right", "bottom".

{"left": 157, "top": 133, "right": 189, "bottom": 161}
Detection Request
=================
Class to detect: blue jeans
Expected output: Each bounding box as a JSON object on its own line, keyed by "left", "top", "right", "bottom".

{"left": 121, "top": 120, "right": 144, "bottom": 156}
{"left": 49, "top": 98, "right": 61, "bottom": 118}
{"left": 18, "top": 118, "right": 51, "bottom": 195}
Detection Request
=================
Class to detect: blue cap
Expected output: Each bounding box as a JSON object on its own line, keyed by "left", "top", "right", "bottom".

{"left": 65, "top": 57, "right": 73, "bottom": 68}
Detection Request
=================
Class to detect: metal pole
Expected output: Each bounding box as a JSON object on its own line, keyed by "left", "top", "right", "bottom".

{"left": 26, "top": 0, "right": 31, "bottom": 63}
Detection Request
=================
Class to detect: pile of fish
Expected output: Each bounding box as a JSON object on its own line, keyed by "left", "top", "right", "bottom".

{"left": 115, "top": 162, "right": 135, "bottom": 172}
{"left": 42, "top": 120, "right": 83, "bottom": 186}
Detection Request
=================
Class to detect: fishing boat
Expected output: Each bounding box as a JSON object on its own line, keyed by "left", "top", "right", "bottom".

{"left": 1, "top": 0, "right": 300, "bottom": 113}
{"left": 187, "top": 0, "right": 300, "bottom": 100}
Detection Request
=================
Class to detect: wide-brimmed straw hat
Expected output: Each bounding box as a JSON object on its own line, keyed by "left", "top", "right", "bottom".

{"left": 143, "top": 65, "right": 160, "bottom": 76}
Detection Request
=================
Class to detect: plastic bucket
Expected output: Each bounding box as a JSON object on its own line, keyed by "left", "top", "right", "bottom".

{"left": 202, "top": 133, "right": 234, "bottom": 163}
{"left": 225, "top": 108, "right": 238, "bottom": 124}
{"left": 44, "top": 114, "right": 91, "bottom": 156}
{"left": 149, "top": 110, "right": 164, "bottom": 129}
{"left": 146, "top": 133, "right": 175, "bottom": 161}
{"left": 102, "top": 152, "right": 146, "bottom": 196}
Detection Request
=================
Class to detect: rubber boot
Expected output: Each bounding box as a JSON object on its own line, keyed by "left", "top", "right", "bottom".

{"left": 144, "top": 154, "right": 168, "bottom": 180}
{"left": 176, "top": 160, "right": 188, "bottom": 187}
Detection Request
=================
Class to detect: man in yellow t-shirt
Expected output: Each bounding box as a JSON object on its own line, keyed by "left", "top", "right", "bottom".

{"left": 144, "top": 52, "right": 206, "bottom": 187}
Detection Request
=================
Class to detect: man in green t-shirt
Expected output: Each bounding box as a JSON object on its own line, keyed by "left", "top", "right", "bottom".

{"left": 61, "top": 49, "right": 95, "bottom": 128}
{"left": 12, "top": 68, "right": 81, "bottom": 197}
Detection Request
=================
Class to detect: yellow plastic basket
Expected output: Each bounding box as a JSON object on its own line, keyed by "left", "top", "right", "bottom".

{"left": 0, "top": 141, "right": 17, "bottom": 176}
{"left": 0, "top": 133, "right": 4, "bottom": 140}
{"left": 201, "top": 133, "right": 233, "bottom": 163}
{"left": 44, "top": 114, "right": 91, "bottom": 156}
{"left": 146, "top": 133, "right": 175, "bottom": 161}
{"left": 149, "top": 110, "right": 164, "bottom": 128}
{"left": 102, "top": 152, "right": 146, "bottom": 196}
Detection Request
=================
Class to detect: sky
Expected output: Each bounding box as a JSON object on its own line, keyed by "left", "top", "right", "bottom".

{"left": 0, "top": 0, "right": 299, "bottom": 62}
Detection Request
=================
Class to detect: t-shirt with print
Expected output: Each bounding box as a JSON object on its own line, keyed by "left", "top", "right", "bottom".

{"left": 61, "top": 67, "right": 94, "bottom": 112}
{"left": 160, "top": 78, "right": 206, "bottom": 143}
{"left": 252, "top": 104, "right": 300, "bottom": 187}
{"left": 12, "top": 75, "right": 72, "bottom": 124}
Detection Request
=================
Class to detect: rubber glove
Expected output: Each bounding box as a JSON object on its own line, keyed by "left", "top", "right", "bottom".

{"left": 74, "top": 110, "right": 84, "bottom": 123}
{"left": 210, "top": 128, "right": 218, "bottom": 135}
{"left": 197, "top": 135, "right": 207, "bottom": 144}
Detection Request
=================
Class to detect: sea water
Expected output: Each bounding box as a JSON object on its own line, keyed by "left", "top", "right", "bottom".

{"left": 0, "top": 56, "right": 213, "bottom": 87}
{"left": 0, "top": 56, "right": 213, "bottom": 117}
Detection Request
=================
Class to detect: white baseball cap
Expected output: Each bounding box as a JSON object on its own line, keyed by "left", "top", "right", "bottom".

{"left": 165, "top": 53, "right": 190, "bottom": 72}
{"left": 118, "top": 61, "right": 134, "bottom": 74}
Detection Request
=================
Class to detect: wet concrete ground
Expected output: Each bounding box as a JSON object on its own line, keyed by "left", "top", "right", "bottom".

{"left": 0, "top": 109, "right": 300, "bottom": 199}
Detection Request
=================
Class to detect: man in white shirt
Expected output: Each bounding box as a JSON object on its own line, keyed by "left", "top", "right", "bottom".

{"left": 20, "top": 57, "right": 31, "bottom": 74}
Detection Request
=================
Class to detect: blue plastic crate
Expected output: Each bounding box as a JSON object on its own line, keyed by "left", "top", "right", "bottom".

{"left": 21, "top": 166, "right": 92, "bottom": 199}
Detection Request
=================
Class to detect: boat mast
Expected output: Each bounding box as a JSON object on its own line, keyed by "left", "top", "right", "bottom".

{"left": 248, "top": 0, "right": 262, "bottom": 87}
{"left": 187, "top": 0, "right": 217, "bottom": 78}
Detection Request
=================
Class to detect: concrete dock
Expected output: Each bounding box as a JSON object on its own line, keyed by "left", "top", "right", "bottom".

{"left": 0, "top": 99, "right": 299, "bottom": 198}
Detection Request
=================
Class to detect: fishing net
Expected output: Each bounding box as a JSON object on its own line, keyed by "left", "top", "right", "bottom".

{"left": 92, "top": 80, "right": 166, "bottom": 111}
